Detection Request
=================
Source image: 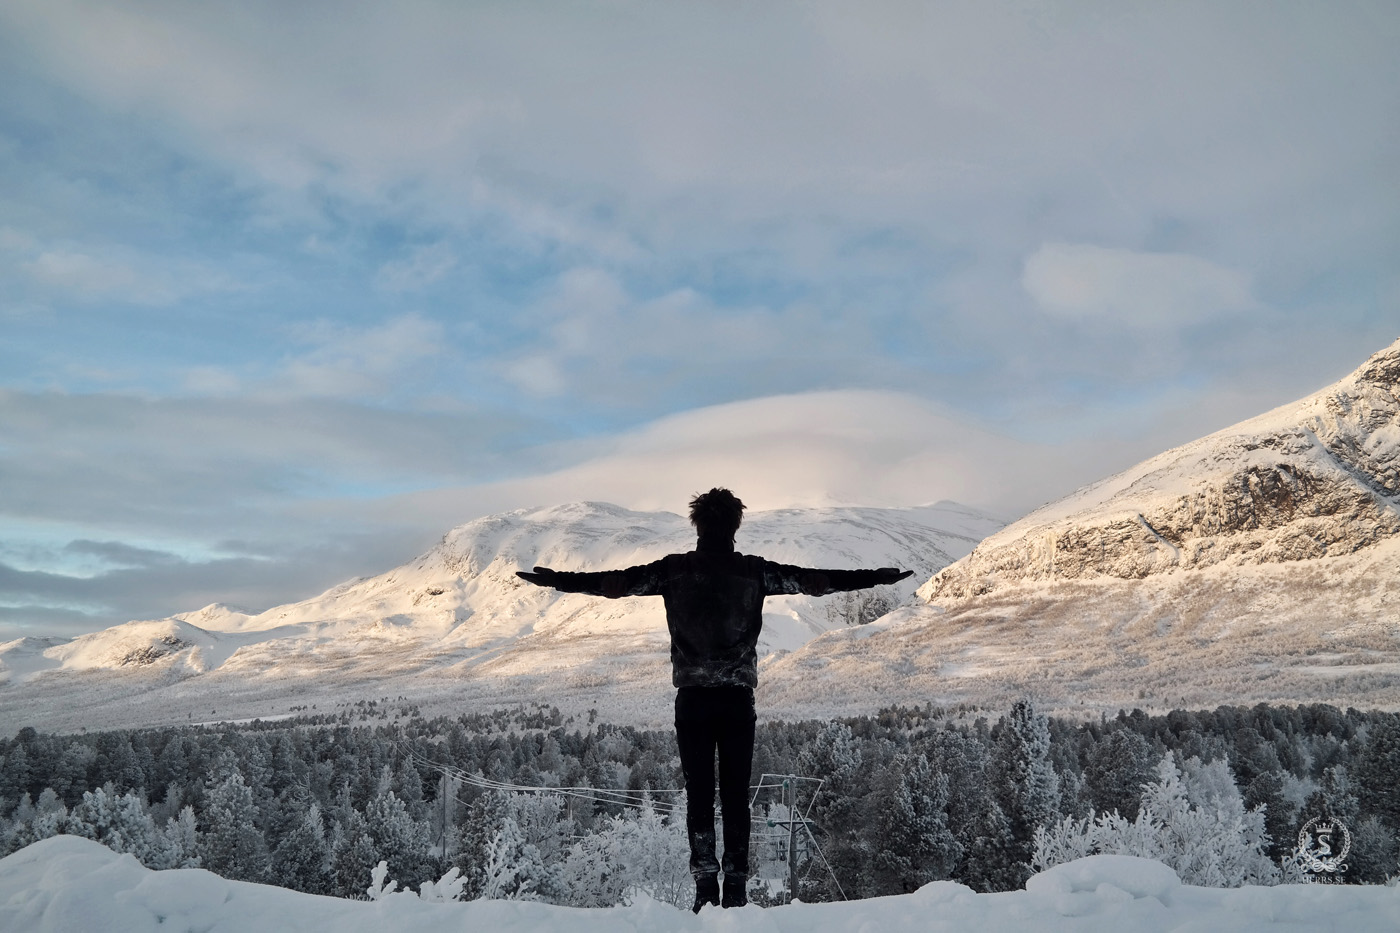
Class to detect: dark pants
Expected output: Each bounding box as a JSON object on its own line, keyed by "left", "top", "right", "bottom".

{"left": 675, "top": 685, "right": 756, "bottom": 879}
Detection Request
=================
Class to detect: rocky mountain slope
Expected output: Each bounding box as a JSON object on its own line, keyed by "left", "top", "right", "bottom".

{"left": 924, "top": 339, "right": 1400, "bottom": 598}
{"left": 759, "top": 339, "right": 1400, "bottom": 718}
{"left": 0, "top": 501, "right": 1000, "bottom": 733}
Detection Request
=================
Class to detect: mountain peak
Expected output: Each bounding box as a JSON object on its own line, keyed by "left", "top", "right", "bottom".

{"left": 921, "top": 338, "right": 1400, "bottom": 601}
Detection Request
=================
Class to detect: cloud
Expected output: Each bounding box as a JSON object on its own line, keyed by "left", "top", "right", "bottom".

{"left": 375, "top": 242, "right": 457, "bottom": 293}
{"left": 63, "top": 539, "right": 183, "bottom": 569}
{"left": 372, "top": 388, "right": 1160, "bottom": 533}
{"left": 0, "top": 228, "right": 235, "bottom": 311}
{"left": 276, "top": 314, "right": 448, "bottom": 399}
{"left": 498, "top": 266, "right": 899, "bottom": 408}
{"left": 1021, "top": 243, "right": 1257, "bottom": 327}
{"left": 180, "top": 314, "right": 451, "bottom": 400}
{"left": 23, "top": 249, "right": 174, "bottom": 304}
{"left": 8, "top": 2, "right": 1395, "bottom": 270}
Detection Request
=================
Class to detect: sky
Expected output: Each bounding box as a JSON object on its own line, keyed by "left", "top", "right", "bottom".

{"left": 0, "top": 0, "right": 1397, "bottom": 639}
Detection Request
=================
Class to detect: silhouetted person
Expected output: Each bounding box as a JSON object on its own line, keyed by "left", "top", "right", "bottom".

{"left": 516, "top": 488, "right": 912, "bottom": 911}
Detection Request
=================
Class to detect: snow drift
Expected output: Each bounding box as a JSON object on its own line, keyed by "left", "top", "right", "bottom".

{"left": 2, "top": 836, "right": 1397, "bottom": 933}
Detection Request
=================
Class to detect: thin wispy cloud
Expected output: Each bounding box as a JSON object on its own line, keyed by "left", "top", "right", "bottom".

{"left": 1022, "top": 243, "right": 1258, "bottom": 327}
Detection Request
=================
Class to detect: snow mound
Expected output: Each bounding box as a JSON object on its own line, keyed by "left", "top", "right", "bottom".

{"left": 5, "top": 836, "right": 1400, "bottom": 933}
{"left": 1026, "top": 854, "right": 1179, "bottom": 905}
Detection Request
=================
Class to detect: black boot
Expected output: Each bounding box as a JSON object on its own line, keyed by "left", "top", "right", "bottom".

{"left": 721, "top": 872, "right": 748, "bottom": 908}
{"left": 691, "top": 873, "right": 720, "bottom": 913}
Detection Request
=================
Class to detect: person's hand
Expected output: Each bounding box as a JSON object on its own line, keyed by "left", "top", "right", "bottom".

{"left": 516, "top": 566, "right": 559, "bottom": 587}
{"left": 874, "top": 568, "right": 914, "bottom": 584}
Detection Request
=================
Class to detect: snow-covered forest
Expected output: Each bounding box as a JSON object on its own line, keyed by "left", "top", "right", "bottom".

{"left": 2, "top": 701, "right": 1398, "bottom": 910}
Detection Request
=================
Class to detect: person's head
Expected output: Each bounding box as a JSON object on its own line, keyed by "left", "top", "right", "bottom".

{"left": 688, "top": 487, "right": 745, "bottom": 545}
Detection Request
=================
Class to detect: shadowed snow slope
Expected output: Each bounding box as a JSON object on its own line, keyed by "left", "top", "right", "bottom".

{"left": 0, "top": 502, "right": 998, "bottom": 734}
{"left": 3, "top": 836, "right": 1398, "bottom": 933}
{"left": 761, "top": 339, "right": 1400, "bottom": 719}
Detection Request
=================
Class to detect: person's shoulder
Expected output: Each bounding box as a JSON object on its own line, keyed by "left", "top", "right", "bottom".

{"left": 734, "top": 552, "right": 771, "bottom": 572}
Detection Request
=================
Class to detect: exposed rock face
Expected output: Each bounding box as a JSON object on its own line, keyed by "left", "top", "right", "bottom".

{"left": 922, "top": 339, "right": 1400, "bottom": 601}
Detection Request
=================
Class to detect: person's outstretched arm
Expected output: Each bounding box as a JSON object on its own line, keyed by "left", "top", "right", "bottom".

{"left": 516, "top": 559, "right": 666, "bottom": 599}
{"left": 761, "top": 561, "right": 913, "bottom": 597}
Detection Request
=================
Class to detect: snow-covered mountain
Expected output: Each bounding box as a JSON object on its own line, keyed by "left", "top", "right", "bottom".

{"left": 759, "top": 339, "right": 1400, "bottom": 719}
{"left": 0, "top": 501, "right": 1001, "bottom": 734}
{"left": 925, "top": 338, "right": 1400, "bottom": 598}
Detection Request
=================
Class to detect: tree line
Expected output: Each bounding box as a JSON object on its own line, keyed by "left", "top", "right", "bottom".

{"left": 1, "top": 700, "right": 1397, "bottom": 906}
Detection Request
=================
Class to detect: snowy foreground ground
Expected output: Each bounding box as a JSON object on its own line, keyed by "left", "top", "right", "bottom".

{"left": 4, "top": 837, "right": 1399, "bottom": 933}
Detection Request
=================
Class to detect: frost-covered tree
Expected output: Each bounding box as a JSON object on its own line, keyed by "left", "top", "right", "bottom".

{"left": 1032, "top": 754, "right": 1278, "bottom": 887}
{"left": 272, "top": 802, "right": 331, "bottom": 893}
{"left": 865, "top": 754, "right": 961, "bottom": 894}
{"left": 65, "top": 785, "right": 157, "bottom": 864}
{"left": 989, "top": 699, "right": 1061, "bottom": 884}
{"left": 330, "top": 808, "right": 379, "bottom": 900}
{"left": 160, "top": 805, "right": 201, "bottom": 870}
{"left": 1084, "top": 730, "right": 1156, "bottom": 821}
{"left": 477, "top": 815, "right": 546, "bottom": 900}
{"left": 2, "top": 790, "right": 67, "bottom": 856}
{"left": 455, "top": 791, "right": 572, "bottom": 901}
{"left": 1354, "top": 717, "right": 1400, "bottom": 834}
{"left": 198, "top": 771, "right": 268, "bottom": 882}
{"left": 798, "top": 721, "right": 867, "bottom": 898}
{"left": 365, "top": 787, "right": 434, "bottom": 891}
{"left": 960, "top": 800, "right": 1022, "bottom": 893}
{"left": 393, "top": 756, "right": 427, "bottom": 820}
{"left": 558, "top": 800, "right": 690, "bottom": 909}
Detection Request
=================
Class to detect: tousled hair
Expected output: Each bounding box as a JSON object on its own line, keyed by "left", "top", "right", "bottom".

{"left": 688, "top": 487, "right": 745, "bottom": 542}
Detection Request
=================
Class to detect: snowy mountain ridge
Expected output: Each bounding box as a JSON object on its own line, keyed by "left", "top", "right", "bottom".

{"left": 758, "top": 339, "right": 1400, "bottom": 719}
{"left": 922, "top": 338, "right": 1400, "bottom": 599}
{"left": 0, "top": 501, "right": 1001, "bottom": 734}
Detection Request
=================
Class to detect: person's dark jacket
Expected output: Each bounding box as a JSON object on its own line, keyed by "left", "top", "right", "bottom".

{"left": 522, "top": 544, "right": 908, "bottom": 689}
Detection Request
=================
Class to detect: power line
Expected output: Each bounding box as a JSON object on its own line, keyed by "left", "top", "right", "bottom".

{"left": 404, "top": 745, "right": 847, "bottom": 900}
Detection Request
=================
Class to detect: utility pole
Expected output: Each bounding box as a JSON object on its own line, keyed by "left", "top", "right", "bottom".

{"left": 440, "top": 771, "right": 451, "bottom": 861}
{"left": 786, "top": 775, "right": 798, "bottom": 904}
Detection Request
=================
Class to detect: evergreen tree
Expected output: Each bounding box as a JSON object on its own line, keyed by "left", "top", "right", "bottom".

{"left": 62, "top": 783, "right": 191, "bottom": 869}
{"left": 161, "top": 805, "right": 201, "bottom": 870}
{"left": 365, "top": 787, "right": 433, "bottom": 891}
{"left": 1354, "top": 716, "right": 1400, "bottom": 834}
{"left": 1243, "top": 771, "right": 1294, "bottom": 862}
{"left": 0, "top": 745, "right": 32, "bottom": 803}
{"left": 1084, "top": 729, "right": 1155, "bottom": 820}
{"left": 271, "top": 802, "right": 332, "bottom": 893}
{"left": 330, "top": 808, "right": 378, "bottom": 899}
{"left": 989, "top": 699, "right": 1061, "bottom": 885}
{"left": 960, "top": 799, "right": 1022, "bottom": 893}
{"left": 865, "top": 754, "right": 961, "bottom": 894}
{"left": 798, "top": 721, "right": 867, "bottom": 900}
{"left": 198, "top": 771, "right": 269, "bottom": 882}
{"left": 454, "top": 791, "right": 509, "bottom": 899}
